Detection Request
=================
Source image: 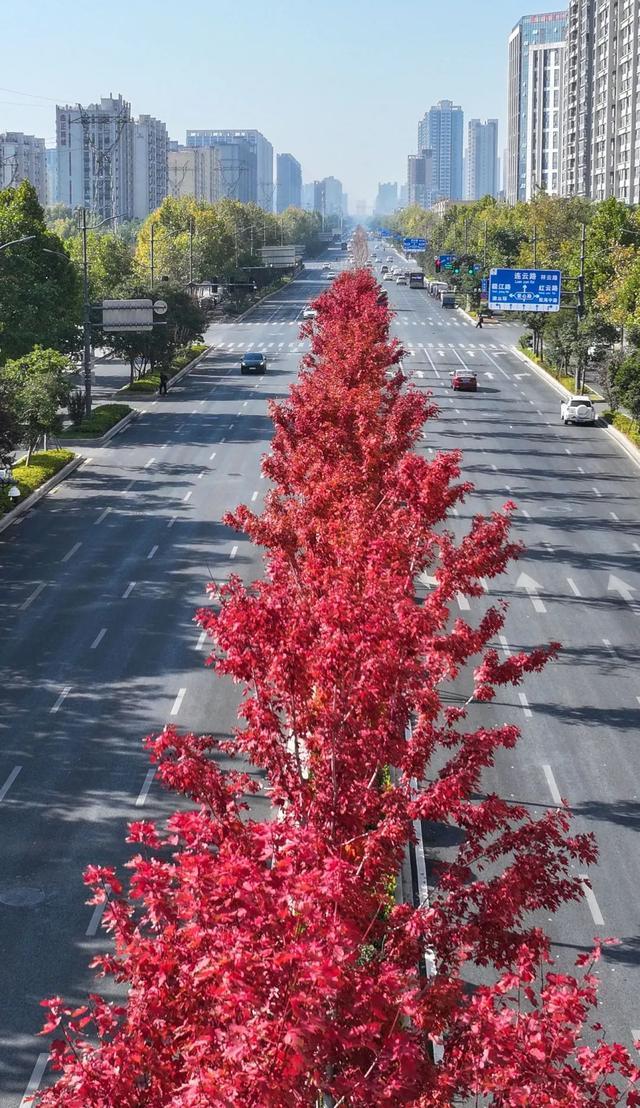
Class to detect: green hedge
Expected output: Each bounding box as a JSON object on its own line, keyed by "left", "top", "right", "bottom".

{"left": 520, "top": 347, "right": 602, "bottom": 399}
{"left": 602, "top": 410, "right": 640, "bottom": 449}
{"left": 1, "top": 449, "right": 75, "bottom": 518}
{"left": 60, "top": 403, "right": 133, "bottom": 438}
{"left": 122, "top": 343, "right": 208, "bottom": 393}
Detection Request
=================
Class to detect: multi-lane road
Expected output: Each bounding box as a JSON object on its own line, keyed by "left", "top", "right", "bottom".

{"left": 0, "top": 246, "right": 639, "bottom": 1102}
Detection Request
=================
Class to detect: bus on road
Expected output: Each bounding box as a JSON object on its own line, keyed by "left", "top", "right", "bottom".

{"left": 408, "top": 271, "right": 425, "bottom": 288}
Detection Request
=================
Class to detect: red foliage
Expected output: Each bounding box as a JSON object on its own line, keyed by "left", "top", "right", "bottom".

{"left": 35, "top": 270, "right": 639, "bottom": 1106}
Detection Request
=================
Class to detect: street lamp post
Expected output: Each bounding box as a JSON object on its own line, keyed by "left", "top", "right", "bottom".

{"left": 0, "top": 235, "right": 36, "bottom": 253}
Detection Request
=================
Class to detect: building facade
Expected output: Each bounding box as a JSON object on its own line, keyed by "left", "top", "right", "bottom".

{"left": 133, "top": 115, "right": 168, "bottom": 219}
{"left": 168, "top": 145, "right": 219, "bottom": 202}
{"left": 562, "top": 0, "right": 640, "bottom": 203}
{"left": 186, "top": 130, "right": 274, "bottom": 209}
{"left": 320, "top": 176, "right": 343, "bottom": 216}
{"left": 0, "top": 132, "right": 47, "bottom": 205}
{"left": 507, "top": 12, "right": 567, "bottom": 203}
{"left": 407, "top": 151, "right": 434, "bottom": 207}
{"left": 276, "top": 153, "right": 302, "bottom": 212}
{"left": 56, "top": 95, "right": 134, "bottom": 222}
{"left": 466, "top": 119, "right": 499, "bottom": 199}
{"left": 374, "top": 181, "right": 398, "bottom": 214}
{"left": 418, "top": 100, "right": 464, "bottom": 201}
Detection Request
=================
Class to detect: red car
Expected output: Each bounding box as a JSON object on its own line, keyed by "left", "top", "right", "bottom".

{"left": 450, "top": 370, "right": 477, "bottom": 391}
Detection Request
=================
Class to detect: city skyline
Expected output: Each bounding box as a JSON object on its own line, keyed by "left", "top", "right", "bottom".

{"left": 1, "top": 0, "right": 564, "bottom": 210}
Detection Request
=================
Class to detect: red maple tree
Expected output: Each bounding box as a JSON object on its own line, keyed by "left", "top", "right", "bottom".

{"left": 35, "top": 270, "right": 639, "bottom": 1106}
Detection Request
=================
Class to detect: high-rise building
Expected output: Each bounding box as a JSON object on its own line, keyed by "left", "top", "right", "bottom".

{"left": 186, "top": 130, "right": 274, "bottom": 209}
{"left": 320, "top": 176, "right": 343, "bottom": 216}
{"left": 466, "top": 119, "right": 499, "bottom": 199}
{"left": 56, "top": 95, "right": 134, "bottom": 221}
{"left": 301, "top": 182, "right": 316, "bottom": 211}
{"left": 407, "top": 151, "right": 434, "bottom": 207}
{"left": 45, "top": 148, "right": 58, "bottom": 205}
{"left": 0, "top": 132, "right": 47, "bottom": 205}
{"left": 418, "top": 101, "right": 464, "bottom": 201}
{"left": 276, "top": 153, "right": 302, "bottom": 212}
{"left": 132, "top": 115, "right": 168, "bottom": 219}
{"left": 375, "top": 182, "right": 398, "bottom": 214}
{"left": 507, "top": 12, "right": 567, "bottom": 203}
{"left": 562, "top": 0, "right": 640, "bottom": 204}
{"left": 168, "top": 145, "right": 219, "bottom": 202}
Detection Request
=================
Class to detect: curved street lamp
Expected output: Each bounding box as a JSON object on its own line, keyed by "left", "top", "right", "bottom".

{"left": 0, "top": 235, "right": 36, "bottom": 253}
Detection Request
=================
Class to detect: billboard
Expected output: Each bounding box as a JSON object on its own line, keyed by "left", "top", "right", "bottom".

{"left": 102, "top": 299, "right": 153, "bottom": 332}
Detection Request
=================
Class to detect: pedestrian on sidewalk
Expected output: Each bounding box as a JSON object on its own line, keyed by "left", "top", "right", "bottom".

{"left": 475, "top": 313, "right": 484, "bottom": 329}
{"left": 159, "top": 370, "right": 168, "bottom": 395}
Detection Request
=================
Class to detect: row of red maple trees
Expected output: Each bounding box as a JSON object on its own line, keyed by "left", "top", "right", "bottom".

{"left": 37, "top": 269, "right": 638, "bottom": 1105}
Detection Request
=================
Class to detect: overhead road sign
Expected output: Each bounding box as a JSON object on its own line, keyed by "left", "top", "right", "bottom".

{"left": 488, "top": 268, "right": 562, "bottom": 313}
{"left": 438, "top": 254, "right": 456, "bottom": 270}
{"left": 102, "top": 299, "right": 153, "bottom": 332}
{"left": 403, "top": 237, "right": 427, "bottom": 252}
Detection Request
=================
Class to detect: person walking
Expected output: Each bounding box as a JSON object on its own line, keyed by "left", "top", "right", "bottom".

{"left": 159, "top": 370, "right": 168, "bottom": 396}
{"left": 475, "top": 313, "right": 484, "bottom": 329}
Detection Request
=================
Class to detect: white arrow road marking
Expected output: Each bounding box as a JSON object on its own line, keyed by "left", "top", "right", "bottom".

{"left": 516, "top": 572, "right": 546, "bottom": 613}
{"left": 456, "top": 593, "right": 470, "bottom": 611}
{"left": 608, "top": 574, "right": 636, "bottom": 603}
{"left": 514, "top": 373, "right": 530, "bottom": 379}
{"left": 483, "top": 371, "right": 494, "bottom": 379}
{"left": 419, "top": 572, "right": 437, "bottom": 589}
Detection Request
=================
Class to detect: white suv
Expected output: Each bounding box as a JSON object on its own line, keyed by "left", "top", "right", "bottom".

{"left": 560, "top": 396, "right": 596, "bottom": 425}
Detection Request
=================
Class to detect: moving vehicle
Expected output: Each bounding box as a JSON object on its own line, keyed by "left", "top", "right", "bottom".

{"left": 302, "top": 307, "right": 317, "bottom": 319}
{"left": 240, "top": 352, "right": 267, "bottom": 375}
{"left": 441, "top": 291, "right": 456, "bottom": 308}
{"left": 560, "top": 396, "right": 596, "bottom": 424}
{"left": 450, "top": 370, "right": 477, "bottom": 391}
{"left": 322, "top": 263, "right": 331, "bottom": 271}
{"left": 381, "top": 264, "right": 389, "bottom": 274}
{"left": 383, "top": 272, "right": 394, "bottom": 281}
{"left": 396, "top": 275, "right": 407, "bottom": 285}
{"left": 408, "top": 272, "right": 425, "bottom": 288}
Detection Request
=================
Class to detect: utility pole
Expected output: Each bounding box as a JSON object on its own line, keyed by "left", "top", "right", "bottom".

{"left": 533, "top": 224, "right": 537, "bottom": 267}
{"left": 464, "top": 218, "right": 469, "bottom": 254}
{"left": 189, "top": 217, "right": 194, "bottom": 289}
{"left": 483, "top": 220, "right": 488, "bottom": 269}
{"left": 150, "top": 221, "right": 155, "bottom": 288}
{"left": 81, "top": 208, "right": 93, "bottom": 417}
{"left": 575, "top": 222, "right": 587, "bottom": 392}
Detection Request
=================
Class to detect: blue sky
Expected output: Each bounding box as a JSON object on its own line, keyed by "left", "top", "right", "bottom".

{"left": 1, "top": 0, "right": 562, "bottom": 208}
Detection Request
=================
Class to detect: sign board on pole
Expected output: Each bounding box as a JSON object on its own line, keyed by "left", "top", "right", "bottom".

{"left": 153, "top": 299, "right": 168, "bottom": 315}
{"left": 102, "top": 299, "right": 153, "bottom": 332}
{"left": 487, "top": 268, "right": 562, "bottom": 313}
{"left": 403, "top": 237, "right": 427, "bottom": 252}
{"left": 438, "top": 254, "right": 456, "bottom": 270}
{"left": 481, "top": 277, "right": 488, "bottom": 298}
{"left": 380, "top": 229, "right": 393, "bottom": 238}
{"left": 261, "top": 244, "right": 305, "bottom": 267}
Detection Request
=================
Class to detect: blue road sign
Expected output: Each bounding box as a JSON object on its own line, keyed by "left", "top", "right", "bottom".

{"left": 438, "top": 254, "right": 456, "bottom": 270}
{"left": 481, "top": 277, "right": 488, "bottom": 297}
{"left": 379, "top": 228, "right": 393, "bottom": 237}
{"left": 488, "top": 267, "right": 562, "bottom": 313}
{"left": 403, "top": 236, "right": 427, "bottom": 252}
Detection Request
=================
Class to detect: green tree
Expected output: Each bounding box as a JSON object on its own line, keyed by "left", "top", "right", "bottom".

{"left": 0, "top": 181, "right": 82, "bottom": 363}
{"left": 104, "top": 284, "right": 205, "bottom": 383}
{"left": 0, "top": 346, "right": 71, "bottom": 461}
{"left": 65, "top": 230, "right": 135, "bottom": 300}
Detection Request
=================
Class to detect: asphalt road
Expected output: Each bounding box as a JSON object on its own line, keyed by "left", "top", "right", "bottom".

{"left": 1, "top": 243, "right": 639, "bottom": 1101}
{"left": 0, "top": 260, "right": 332, "bottom": 1105}
{"left": 377, "top": 241, "right": 640, "bottom": 1054}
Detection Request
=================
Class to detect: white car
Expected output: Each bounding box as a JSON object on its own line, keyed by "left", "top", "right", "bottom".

{"left": 323, "top": 272, "right": 333, "bottom": 280}
{"left": 321, "top": 263, "right": 330, "bottom": 271}
{"left": 560, "top": 396, "right": 597, "bottom": 425}
{"left": 395, "top": 275, "right": 407, "bottom": 285}
{"left": 302, "top": 307, "right": 317, "bottom": 319}
{"left": 383, "top": 272, "right": 394, "bottom": 281}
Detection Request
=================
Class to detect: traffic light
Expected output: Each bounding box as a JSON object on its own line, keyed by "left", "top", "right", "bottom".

{"left": 452, "top": 258, "right": 461, "bottom": 275}
{"left": 468, "top": 262, "right": 475, "bottom": 275}
{"left": 434, "top": 256, "right": 441, "bottom": 273}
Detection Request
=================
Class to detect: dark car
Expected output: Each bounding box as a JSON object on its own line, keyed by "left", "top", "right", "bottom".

{"left": 240, "top": 352, "right": 267, "bottom": 375}
{"left": 450, "top": 370, "right": 477, "bottom": 392}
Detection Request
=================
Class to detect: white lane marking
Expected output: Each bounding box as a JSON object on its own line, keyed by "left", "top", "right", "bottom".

{"left": 578, "top": 466, "right": 585, "bottom": 474}
{"left": 579, "top": 875, "right": 605, "bottom": 926}
{"left": 230, "top": 545, "right": 238, "bottom": 559}
{"left": 521, "top": 509, "right": 530, "bottom": 519}
{"left": 220, "top": 436, "right": 226, "bottom": 443}
{"left": 122, "top": 581, "right": 136, "bottom": 599}
{"left": 160, "top": 442, "right": 168, "bottom": 450}
{"left": 242, "top": 400, "right": 248, "bottom": 407}
{"left": 183, "top": 491, "right": 192, "bottom": 502}
{"left": 147, "top": 545, "right": 158, "bottom": 560}
{"left": 499, "top": 634, "right": 511, "bottom": 656}
{"left": 20, "top": 582, "right": 47, "bottom": 611}
{"left": 144, "top": 457, "right": 155, "bottom": 469}
{"left": 565, "top": 447, "right": 572, "bottom": 454}
{"left": 229, "top": 423, "right": 235, "bottom": 430}
{"left": 567, "top": 577, "right": 581, "bottom": 597}
{"left": 543, "top": 541, "right": 555, "bottom": 554}
{"left": 251, "top": 491, "right": 258, "bottom": 502}
{"left": 61, "top": 541, "right": 82, "bottom": 563}
{"left": 480, "top": 577, "right": 489, "bottom": 593}
{"left": 456, "top": 593, "right": 470, "bottom": 611}
{"left": 167, "top": 516, "right": 176, "bottom": 528}
{"left": 136, "top": 768, "right": 155, "bottom": 807}
{"left": 170, "top": 687, "right": 187, "bottom": 716}
{"left": 634, "top": 543, "right": 640, "bottom": 553}
{"left": 631, "top": 1029, "right": 640, "bottom": 1051}
{"left": 542, "top": 764, "right": 563, "bottom": 806}
{"left": 518, "top": 691, "right": 532, "bottom": 718}
{"left": 50, "top": 686, "right": 71, "bottom": 714}
{"left": 86, "top": 899, "right": 106, "bottom": 937}
{"left": 0, "top": 766, "right": 22, "bottom": 802}
{"left": 602, "top": 638, "right": 616, "bottom": 657}
{"left": 94, "top": 507, "right": 111, "bottom": 525}
{"left": 198, "top": 471, "right": 205, "bottom": 479}
{"left": 592, "top": 487, "right": 602, "bottom": 497}
{"left": 90, "top": 627, "right": 107, "bottom": 650}
{"left": 124, "top": 479, "right": 135, "bottom": 492}
{"left": 209, "top": 451, "right": 217, "bottom": 460}
{"left": 196, "top": 630, "right": 207, "bottom": 651}
{"left": 19, "top": 1054, "right": 49, "bottom": 1106}
{"left": 610, "top": 511, "right": 619, "bottom": 521}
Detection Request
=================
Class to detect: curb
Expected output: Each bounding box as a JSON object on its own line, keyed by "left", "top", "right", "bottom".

{"left": 0, "top": 455, "right": 84, "bottom": 535}
{"left": 59, "top": 407, "right": 140, "bottom": 447}
{"left": 600, "top": 417, "right": 640, "bottom": 471}
{"left": 511, "top": 346, "right": 571, "bottom": 399}
{"left": 112, "top": 346, "right": 213, "bottom": 399}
